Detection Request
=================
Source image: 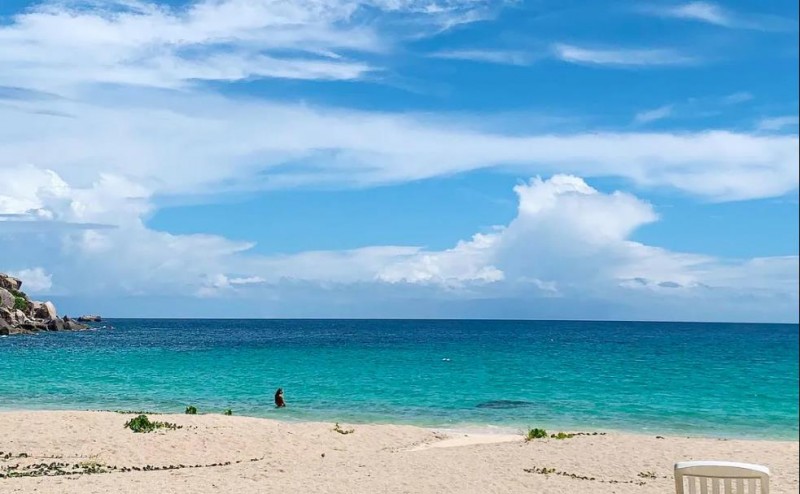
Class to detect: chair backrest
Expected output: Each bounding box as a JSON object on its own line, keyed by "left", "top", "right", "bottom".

{"left": 675, "top": 461, "right": 770, "bottom": 494}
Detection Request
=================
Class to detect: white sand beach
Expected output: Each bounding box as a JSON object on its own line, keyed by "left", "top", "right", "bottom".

{"left": 0, "top": 411, "right": 797, "bottom": 493}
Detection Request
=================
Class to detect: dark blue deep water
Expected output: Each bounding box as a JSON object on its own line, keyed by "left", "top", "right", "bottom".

{"left": 1, "top": 319, "right": 797, "bottom": 439}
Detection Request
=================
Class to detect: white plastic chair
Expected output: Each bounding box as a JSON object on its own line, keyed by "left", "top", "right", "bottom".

{"left": 675, "top": 461, "right": 770, "bottom": 494}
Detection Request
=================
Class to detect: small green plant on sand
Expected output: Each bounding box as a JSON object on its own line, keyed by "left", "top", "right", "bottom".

{"left": 525, "top": 428, "right": 548, "bottom": 441}
{"left": 551, "top": 432, "right": 575, "bottom": 440}
{"left": 333, "top": 423, "right": 355, "bottom": 435}
{"left": 124, "top": 414, "right": 181, "bottom": 433}
{"left": 223, "top": 409, "right": 232, "bottom": 416}
{"left": 185, "top": 405, "right": 197, "bottom": 415}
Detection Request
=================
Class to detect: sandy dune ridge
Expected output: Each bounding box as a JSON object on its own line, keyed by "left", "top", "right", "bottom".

{"left": 0, "top": 411, "right": 797, "bottom": 493}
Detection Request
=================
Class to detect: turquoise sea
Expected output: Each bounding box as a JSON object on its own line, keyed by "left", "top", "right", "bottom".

{"left": 1, "top": 319, "right": 797, "bottom": 439}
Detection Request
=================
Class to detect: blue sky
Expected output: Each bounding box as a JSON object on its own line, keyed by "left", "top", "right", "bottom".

{"left": 0, "top": 0, "right": 797, "bottom": 322}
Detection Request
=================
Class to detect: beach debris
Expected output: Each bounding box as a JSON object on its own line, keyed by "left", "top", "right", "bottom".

{"left": 523, "top": 466, "right": 647, "bottom": 486}
{"left": 333, "top": 423, "right": 355, "bottom": 435}
{"left": 0, "top": 456, "right": 267, "bottom": 479}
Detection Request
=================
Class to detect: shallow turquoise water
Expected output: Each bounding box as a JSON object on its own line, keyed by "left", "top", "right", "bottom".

{"left": 1, "top": 319, "right": 797, "bottom": 439}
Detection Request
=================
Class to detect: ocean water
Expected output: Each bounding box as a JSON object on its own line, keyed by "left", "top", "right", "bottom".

{"left": 1, "top": 319, "right": 797, "bottom": 440}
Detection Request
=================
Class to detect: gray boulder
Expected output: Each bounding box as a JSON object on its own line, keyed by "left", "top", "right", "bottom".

{"left": 0, "top": 274, "right": 22, "bottom": 292}
{"left": 0, "top": 317, "right": 10, "bottom": 335}
{"left": 0, "top": 308, "right": 13, "bottom": 325}
{"left": 0, "top": 288, "right": 14, "bottom": 310}
{"left": 63, "top": 319, "right": 89, "bottom": 331}
{"left": 47, "top": 319, "right": 65, "bottom": 331}
{"left": 32, "top": 301, "right": 57, "bottom": 320}
{"left": 13, "top": 309, "right": 27, "bottom": 323}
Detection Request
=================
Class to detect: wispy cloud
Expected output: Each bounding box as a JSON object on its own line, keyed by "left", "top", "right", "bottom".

{"left": 634, "top": 105, "right": 674, "bottom": 124}
{"left": 662, "top": 2, "right": 730, "bottom": 26}
{"left": 647, "top": 2, "right": 797, "bottom": 32}
{"left": 429, "top": 49, "right": 534, "bottom": 65}
{"left": 632, "top": 92, "right": 754, "bottom": 125}
{"left": 0, "top": 0, "right": 498, "bottom": 91}
{"left": 757, "top": 116, "right": 800, "bottom": 131}
{"left": 1, "top": 92, "right": 797, "bottom": 204}
{"left": 552, "top": 43, "right": 697, "bottom": 67}
{"left": 720, "top": 92, "right": 753, "bottom": 105}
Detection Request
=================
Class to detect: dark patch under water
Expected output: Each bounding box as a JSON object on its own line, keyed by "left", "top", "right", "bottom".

{"left": 476, "top": 400, "right": 535, "bottom": 409}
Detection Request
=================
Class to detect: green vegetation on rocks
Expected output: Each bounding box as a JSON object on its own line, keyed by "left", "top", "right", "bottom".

{"left": 13, "top": 296, "right": 28, "bottom": 311}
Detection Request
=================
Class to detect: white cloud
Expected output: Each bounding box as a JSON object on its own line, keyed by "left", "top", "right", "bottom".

{"left": 0, "top": 0, "right": 498, "bottom": 91}
{"left": 0, "top": 1, "right": 794, "bottom": 205}
{"left": 1, "top": 90, "right": 796, "bottom": 203}
{"left": 429, "top": 49, "right": 534, "bottom": 65}
{"left": 634, "top": 105, "right": 674, "bottom": 124}
{"left": 757, "top": 116, "right": 799, "bottom": 132}
{"left": 7, "top": 267, "right": 53, "bottom": 293}
{"left": 663, "top": 2, "right": 730, "bottom": 26}
{"left": 629, "top": 93, "right": 754, "bottom": 126}
{"left": 0, "top": 0, "right": 796, "bottom": 322}
{"left": 552, "top": 43, "right": 697, "bottom": 67}
{"left": 378, "top": 232, "right": 504, "bottom": 286}
{"left": 229, "top": 276, "right": 267, "bottom": 285}
{"left": 648, "top": 2, "right": 797, "bottom": 32}
{"left": 1, "top": 171, "right": 795, "bottom": 321}
{"left": 720, "top": 92, "right": 753, "bottom": 105}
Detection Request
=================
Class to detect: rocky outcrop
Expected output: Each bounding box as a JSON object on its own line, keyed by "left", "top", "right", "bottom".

{"left": 0, "top": 274, "right": 22, "bottom": 292}
{"left": 32, "top": 301, "right": 58, "bottom": 320}
{"left": 77, "top": 314, "right": 102, "bottom": 322}
{"left": 0, "top": 287, "right": 14, "bottom": 310}
{"left": 0, "top": 273, "right": 90, "bottom": 336}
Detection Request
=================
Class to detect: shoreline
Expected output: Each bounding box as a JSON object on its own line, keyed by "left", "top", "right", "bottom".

{"left": 1, "top": 410, "right": 797, "bottom": 493}
{"left": 0, "top": 405, "right": 796, "bottom": 443}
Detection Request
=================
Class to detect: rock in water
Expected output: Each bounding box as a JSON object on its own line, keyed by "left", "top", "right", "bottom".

{"left": 77, "top": 315, "right": 102, "bottom": 322}
{"left": 47, "top": 319, "right": 65, "bottom": 331}
{"left": 0, "top": 318, "right": 10, "bottom": 335}
{"left": 63, "top": 319, "right": 89, "bottom": 330}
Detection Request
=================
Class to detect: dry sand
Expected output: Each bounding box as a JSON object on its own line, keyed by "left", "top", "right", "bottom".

{"left": 0, "top": 411, "right": 796, "bottom": 493}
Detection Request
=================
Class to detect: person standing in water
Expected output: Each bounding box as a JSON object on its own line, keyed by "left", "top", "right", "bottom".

{"left": 274, "top": 388, "right": 286, "bottom": 408}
